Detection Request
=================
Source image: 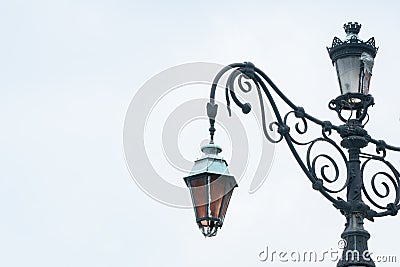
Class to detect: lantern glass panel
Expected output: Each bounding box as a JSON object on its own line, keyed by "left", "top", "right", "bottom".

{"left": 219, "top": 190, "right": 233, "bottom": 222}
{"left": 189, "top": 176, "right": 207, "bottom": 219}
{"left": 335, "top": 56, "right": 362, "bottom": 94}
{"left": 209, "top": 175, "right": 226, "bottom": 218}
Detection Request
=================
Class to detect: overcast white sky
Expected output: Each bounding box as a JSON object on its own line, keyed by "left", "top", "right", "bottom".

{"left": 2, "top": 1, "right": 400, "bottom": 266}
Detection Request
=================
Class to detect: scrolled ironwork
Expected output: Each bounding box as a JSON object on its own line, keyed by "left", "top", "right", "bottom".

{"left": 283, "top": 110, "right": 310, "bottom": 145}
{"left": 361, "top": 157, "right": 400, "bottom": 212}
{"left": 238, "top": 74, "right": 252, "bottom": 93}
{"left": 281, "top": 109, "right": 334, "bottom": 147}
{"left": 196, "top": 22, "right": 400, "bottom": 264}
{"left": 224, "top": 67, "right": 283, "bottom": 143}
{"left": 207, "top": 61, "right": 400, "bottom": 221}
{"left": 306, "top": 138, "right": 349, "bottom": 194}
{"left": 208, "top": 62, "right": 352, "bottom": 207}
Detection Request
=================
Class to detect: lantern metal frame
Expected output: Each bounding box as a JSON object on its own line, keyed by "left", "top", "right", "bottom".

{"left": 197, "top": 23, "right": 400, "bottom": 267}
{"left": 184, "top": 144, "right": 238, "bottom": 237}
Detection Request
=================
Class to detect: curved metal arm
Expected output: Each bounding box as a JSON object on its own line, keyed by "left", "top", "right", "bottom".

{"left": 207, "top": 62, "right": 400, "bottom": 220}
{"left": 370, "top": 137, "right": 400, "bottom": 153}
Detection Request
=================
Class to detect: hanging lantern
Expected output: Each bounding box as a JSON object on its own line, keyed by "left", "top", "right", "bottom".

{"left": 184, "top": 144, "right": 237, "bottom": 237}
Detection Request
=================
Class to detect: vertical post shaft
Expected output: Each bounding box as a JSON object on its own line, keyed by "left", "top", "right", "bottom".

{"left": 338, "top": 133, "right": 375, "bottom": 267}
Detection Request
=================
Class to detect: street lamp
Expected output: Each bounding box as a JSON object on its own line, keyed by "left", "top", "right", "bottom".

{"left": 328, "top": 22, "right": 377, "bottom": 96}
{"left": 184, "top": 22, "right": 400, "bottom": 267}
{"left": 183, "top": 143, "right": 237, "bottom": 237}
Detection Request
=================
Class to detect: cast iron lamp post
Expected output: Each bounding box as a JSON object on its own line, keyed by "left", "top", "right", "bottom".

{"left": 184, "top": 22, "right": 400, "bottom": 266}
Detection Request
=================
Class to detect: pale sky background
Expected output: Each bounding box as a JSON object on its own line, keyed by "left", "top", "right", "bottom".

{"left": 1, "top": 1, "right": 400, "bottom": 267}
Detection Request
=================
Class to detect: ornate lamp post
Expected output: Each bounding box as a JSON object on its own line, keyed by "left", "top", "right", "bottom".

{"left": 184, "top": 22, "right": 400, "bottom": 266}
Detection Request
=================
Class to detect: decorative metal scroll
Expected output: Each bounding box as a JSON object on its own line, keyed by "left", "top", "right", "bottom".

{"left": 208, "top": 62, "right": 400, "bottom": 220}
{"left": 361, "top": 156, "right": 400, "bottom": 216}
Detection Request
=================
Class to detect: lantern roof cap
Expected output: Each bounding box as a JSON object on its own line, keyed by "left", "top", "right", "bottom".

{"left": 185, "top": 143, "right": 232, "bottom": 177}
{"left": 344, "top": 22, "right": 361, "bottom": 35}
{"left": 201, "top": 143, "right": 222, "bottom": 155}
{"left": 327, "top": 22, "right": 378, "bottom": 64}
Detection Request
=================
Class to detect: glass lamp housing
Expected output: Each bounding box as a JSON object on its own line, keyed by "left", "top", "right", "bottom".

{"left": 327, "top": 22, "right": 378, "bottom": 96}
{"left": 184, "top": 144, "right": 237, "bottom": 237}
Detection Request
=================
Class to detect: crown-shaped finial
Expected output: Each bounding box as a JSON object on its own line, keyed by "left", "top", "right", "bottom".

{"left": 344, "top": 22, "right": 361, "bottom": 35}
